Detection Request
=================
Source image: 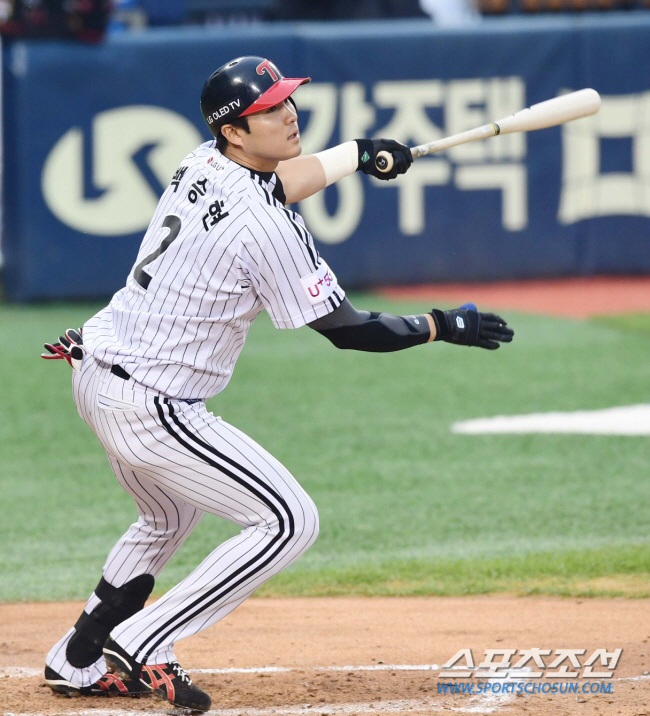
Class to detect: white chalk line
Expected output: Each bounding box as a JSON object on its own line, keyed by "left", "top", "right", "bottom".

{"left": 1, "top": 664, "right": 443, "bottom": 679}
{"left": 4, "top": 701, "right": 439, "bottom": 716}
{"left": 2, "top": 663, "right": 511, "bottom": 715}
{"left": 193, "top": 663, "right": 442, "bottom": 674}
{"left": 3, "top": 665, "right": 648, "bottom": 716}
{"left": 2, "top": 696, "right": 509, "bottom": 716}
{"left": 0, "top": 667, "right": 41, "bottom": 678}
{"left": 2, "top": 663, "right": 648, "bottom": 681}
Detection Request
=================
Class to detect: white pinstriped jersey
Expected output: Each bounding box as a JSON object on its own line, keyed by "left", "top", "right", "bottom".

{"left": 84, "top": 141, "right": 345, "bottom": 400}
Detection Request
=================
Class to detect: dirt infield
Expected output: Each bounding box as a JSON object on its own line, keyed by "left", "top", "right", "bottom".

{"left": 1, "top": 597, "right": 648, "bottom": 715}
{"left": 3, "top": 278, "right": 649, "bottom": 715}
{"left": 379, "top": 276, "right": 650, "bottom": 318}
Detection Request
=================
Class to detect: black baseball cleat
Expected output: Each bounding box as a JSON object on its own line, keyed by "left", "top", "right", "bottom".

{"left": 44, "top": 665, "right": 151, "bottom": 697}
{"left": 103, "top": 636, "right": 212, "bottom": 712}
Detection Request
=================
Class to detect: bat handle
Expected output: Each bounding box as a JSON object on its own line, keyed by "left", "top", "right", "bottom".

{"left": 376, "top": 145, "right": 426, "bottom": 171}
{"left": 410, "top": 145, "right": 428, "bottom": 159}
{"left": 375, "top": 150, "right": 394, "bottom": 173}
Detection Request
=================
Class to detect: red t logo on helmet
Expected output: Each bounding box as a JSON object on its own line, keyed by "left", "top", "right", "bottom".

{"left": 256, "top": 59, "right": 280, "bottom": 82}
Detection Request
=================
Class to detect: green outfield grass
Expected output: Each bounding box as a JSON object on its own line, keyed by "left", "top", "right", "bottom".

{"left": 1, "top": 297, "right": 649, "bottom": 602}
{"left": 593, "top": 312, "right": 650, "bottom": 337}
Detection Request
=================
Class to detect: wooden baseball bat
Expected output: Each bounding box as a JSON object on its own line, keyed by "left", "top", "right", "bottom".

{"left": 374, "top": 88, "right": 601, "bottom": 173}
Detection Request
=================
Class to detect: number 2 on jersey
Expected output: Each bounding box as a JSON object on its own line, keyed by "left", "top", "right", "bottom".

{"left": 134, "top": 215, "right": 182, "bottom": 289}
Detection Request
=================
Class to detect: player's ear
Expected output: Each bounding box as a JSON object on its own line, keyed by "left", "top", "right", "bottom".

{"left": 221, "top": 123, "right": 244, "bottom": 149}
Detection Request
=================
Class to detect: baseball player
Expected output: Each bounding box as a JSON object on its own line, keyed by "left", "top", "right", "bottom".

{"left": 42, "top": 56, "right": 514, "bottom": 711}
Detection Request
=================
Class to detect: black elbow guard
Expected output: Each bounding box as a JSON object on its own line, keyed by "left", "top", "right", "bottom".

{"left": 317, "top": 312, "right": 430, "bottom": 352}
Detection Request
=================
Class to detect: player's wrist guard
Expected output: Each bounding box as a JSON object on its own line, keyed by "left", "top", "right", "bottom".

{"left": 313, "top": 141, "right": 359, "bottom": 186}
{"left": 355, "top": 138, "right": 413, "bottom": 180}
{"left": 431, "top": 304, "right": 514, "bottom": 351}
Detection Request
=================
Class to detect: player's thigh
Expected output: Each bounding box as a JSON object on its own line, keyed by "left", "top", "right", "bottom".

{"left": 148, "top": 398, "right": 319, "bottom": 538}
{"left": 95, "top": 395, "right": 315, "bottom": 535}
{"left": 72, "top": 361, "right": 311, "bottom": 532}
{"left": 176, "top": 402, "right": 319, "bottom": 536}
{"left": 106, "top": 453, "right": 204, "bottom": 536}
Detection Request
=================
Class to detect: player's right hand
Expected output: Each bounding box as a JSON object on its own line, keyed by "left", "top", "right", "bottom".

{"left": 42, "top": 328, "right": 86, "bottom": 371}
{"left": 355, "top": 138, "right": 413, "bottom": 180}
{"left": 430, "top": 304, "right": 514, "bottom": 350}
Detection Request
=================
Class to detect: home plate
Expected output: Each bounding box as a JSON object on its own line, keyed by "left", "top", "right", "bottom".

{"left": 452, "top": 404, "right": 650, "bottom": 435}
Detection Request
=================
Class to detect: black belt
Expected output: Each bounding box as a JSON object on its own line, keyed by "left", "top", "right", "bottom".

{"left": 107, "top": 361, "right": 202, "bottom": 405}
{"left": 111, "top": 364, "right": 131, "bottom": 381}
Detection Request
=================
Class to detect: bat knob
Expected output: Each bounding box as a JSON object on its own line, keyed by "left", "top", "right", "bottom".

{"left": 375, "top": 151, "right": 393, "bottom": 173}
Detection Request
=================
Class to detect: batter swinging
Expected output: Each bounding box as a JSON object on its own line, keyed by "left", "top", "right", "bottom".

{"left": 42, "top": 56, "right": 514, "bottom": 711}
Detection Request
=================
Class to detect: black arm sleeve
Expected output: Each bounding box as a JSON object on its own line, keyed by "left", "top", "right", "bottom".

{"left": 308, "top": 297, "right": 430, "bottom": 352}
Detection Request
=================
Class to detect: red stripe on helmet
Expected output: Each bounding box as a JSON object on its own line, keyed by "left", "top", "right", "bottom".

{"left": 239, "top": 77, "right": 310, "bottom": 117}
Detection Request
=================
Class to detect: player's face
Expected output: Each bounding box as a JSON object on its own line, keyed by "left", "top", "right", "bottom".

{"left": 240, "top": 99, "right": 301, "bottom": 166}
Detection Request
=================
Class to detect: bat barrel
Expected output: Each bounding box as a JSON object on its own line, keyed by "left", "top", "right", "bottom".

{"left": 495, "top": 88, "right": 601, "bottom": 134}
{"left": 385, "top": 88, "right": 601, "bottom": 167}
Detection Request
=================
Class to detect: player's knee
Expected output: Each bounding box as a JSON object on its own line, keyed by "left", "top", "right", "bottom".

{"left": 304, "top": 497, "right": 319, "bottom": 543}
{"left": 303, "top": 505, "right": 319, "bottom": 550}
{"left": 136, "top": 504, "right": 201, "bottom": 540}
{"left": 263, "top": 491, "right": 318, "bottom": 553}
{"left": 134, "top": 518, "right": 182, "bottom": 541}
{"left": 290, "top": 495, "right": 319, "bottom": 554}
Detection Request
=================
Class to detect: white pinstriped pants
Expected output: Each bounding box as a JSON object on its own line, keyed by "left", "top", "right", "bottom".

{"left": 47, "top": 356, "right": 319, "bottom": 686}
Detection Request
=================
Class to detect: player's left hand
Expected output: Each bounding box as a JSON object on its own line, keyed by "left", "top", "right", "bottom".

{"left": 41, "top": 328, "right": 86, "bottom": 371}
{"left": 431, "top": 304, "right": 514, "bottom": 350}
{"left": 355, "top": 138, "right": 413, "bottom": 180}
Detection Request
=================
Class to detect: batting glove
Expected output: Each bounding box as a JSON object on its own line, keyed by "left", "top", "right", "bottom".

{"left": 355, "top": 138, "right": 413, "bottom": 180}
{"left": 41, "top": 328, "right": 86, "bottom": 371}
{"left": 430, "top": 303, "right": 514, "bottom": 350}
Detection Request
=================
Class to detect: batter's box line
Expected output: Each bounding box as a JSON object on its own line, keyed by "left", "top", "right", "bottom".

{"left": 191, "top": 663, "right": 441, "bottom": 674}
{"left": 0, "top": 695, "right": 506, "bottom": 716}
{"left": 0, "top": 664, "right": 440, "bottom": 679}
{"left": 2, "top": 664, "right": 649, "bottom": 680}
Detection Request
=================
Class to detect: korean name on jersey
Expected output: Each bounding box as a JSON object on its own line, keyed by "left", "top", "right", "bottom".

{"left": 82, "top": 141, "right": 345, "bottom": 400}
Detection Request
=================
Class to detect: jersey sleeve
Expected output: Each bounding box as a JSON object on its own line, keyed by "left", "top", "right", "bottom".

{"left": 240, "top": 204, "right": 346, "bottom": 329}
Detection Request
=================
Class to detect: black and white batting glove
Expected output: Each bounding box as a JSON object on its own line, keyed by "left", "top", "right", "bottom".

{"left": 355, "top": 138, "right": 413, "bottom": 180}
{"left": 430, "top": 304, "right": 514, "bottom": 350}
{"left": 41, "top": 328, "right": 86, "bottom": 371}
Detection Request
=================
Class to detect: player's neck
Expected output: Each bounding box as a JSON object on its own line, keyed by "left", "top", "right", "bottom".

{"left": 223, "top": 146, "right": 279, "bottom": 174}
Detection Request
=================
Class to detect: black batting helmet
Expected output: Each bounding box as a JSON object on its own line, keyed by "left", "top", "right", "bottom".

{"left": 200, "top": 56, "right": 310, "bottom": 138}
